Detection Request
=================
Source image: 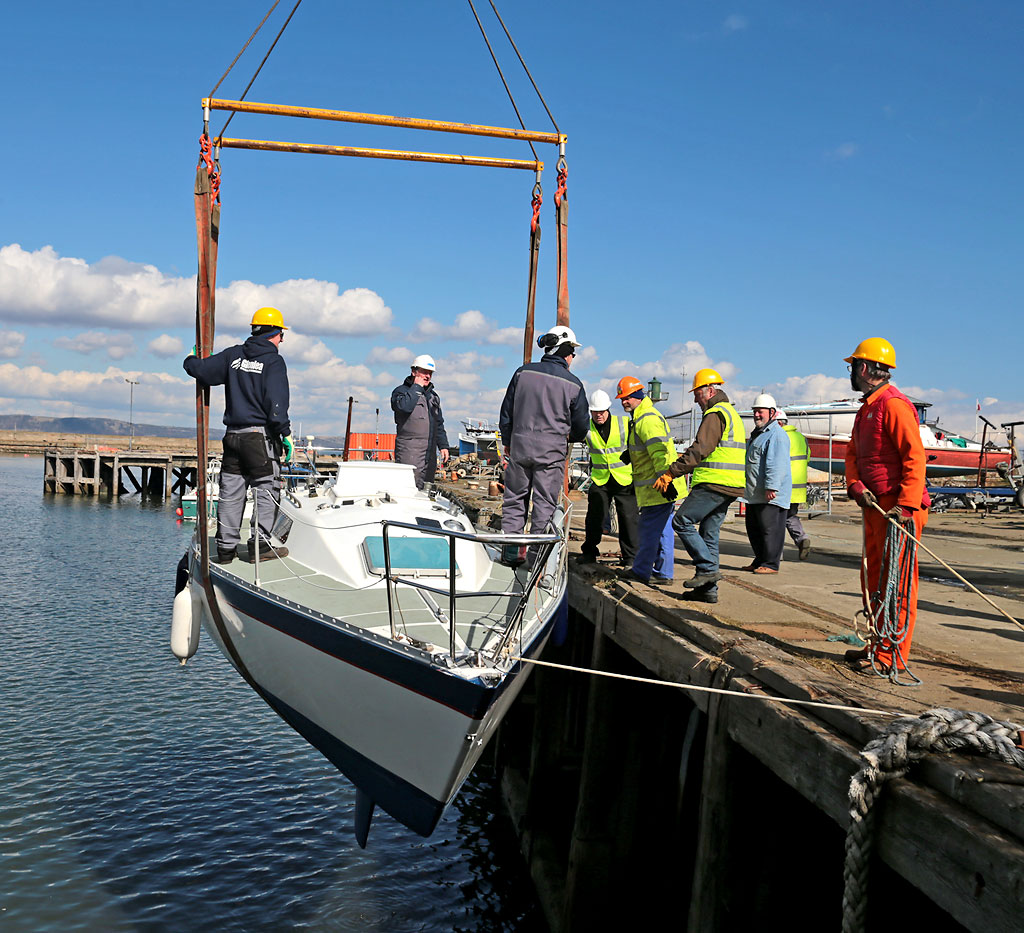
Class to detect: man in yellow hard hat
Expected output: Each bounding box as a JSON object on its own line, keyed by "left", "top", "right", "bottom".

{"left": 842, "top": 337, "right": 929, "bottom": 676}
{"left": 183, "top": 307, "right": 293, "bottom": 564}
{"left": 653, "top": 367, "right": 745, "bottom": 603}
{"left": 617, "top": 376, "right": 686, "bottom": 585}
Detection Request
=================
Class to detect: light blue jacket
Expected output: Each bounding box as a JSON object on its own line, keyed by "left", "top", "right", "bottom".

{"left": 745, "top": 419, "right": 792, "bottom": 508}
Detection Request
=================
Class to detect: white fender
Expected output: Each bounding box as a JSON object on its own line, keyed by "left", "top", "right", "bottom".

{"left": 171, "top": 586, "right": 200, "bottom": 663}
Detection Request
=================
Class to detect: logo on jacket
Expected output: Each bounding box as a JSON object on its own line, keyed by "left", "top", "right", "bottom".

{"left": 231, "top": 359, "right": 264, "bottom": 373}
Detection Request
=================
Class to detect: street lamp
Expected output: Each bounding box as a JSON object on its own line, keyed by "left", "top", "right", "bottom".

{"left": 125, "top": 377, "right": 140, "bottom": 451}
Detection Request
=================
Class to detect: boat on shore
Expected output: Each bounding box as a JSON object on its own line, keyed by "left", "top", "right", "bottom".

{"left": 780, "top": 399, "right": 1013, "bottom": 478}
{"left": 173, "top": 460, "right": 568, "bottom": 844}
{"left": 457, "top": 419, "right": 501, "bottom": 460}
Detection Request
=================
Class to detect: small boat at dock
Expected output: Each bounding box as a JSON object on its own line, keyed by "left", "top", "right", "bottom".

{"left": 174, "top": 459, "right": 569, "bottom": 844}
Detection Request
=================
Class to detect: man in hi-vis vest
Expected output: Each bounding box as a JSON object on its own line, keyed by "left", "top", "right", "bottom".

{"left": 618, "top": 377, "right": 687, "bottom": 585}
{"left": 578, "top": 389, "right": 638, "bottom": 566}
{"left": 777, "top": 410, "right": 812, "bottom": 560}
{"left": 654, "top": 368, "right": 745, "bottom": 603}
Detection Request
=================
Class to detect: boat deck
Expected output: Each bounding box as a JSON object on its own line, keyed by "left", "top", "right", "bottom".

{"left": 208, "top": 540, "right": 543, "bottom": 656}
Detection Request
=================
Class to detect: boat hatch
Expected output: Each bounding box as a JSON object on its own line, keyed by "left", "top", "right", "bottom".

{"left": 362, "top": 536, "right": 457, "bottom": 577}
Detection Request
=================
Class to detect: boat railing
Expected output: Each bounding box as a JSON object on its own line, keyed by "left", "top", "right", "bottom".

{"left": 379, "top": 519, "right": 563, "bottom": 664}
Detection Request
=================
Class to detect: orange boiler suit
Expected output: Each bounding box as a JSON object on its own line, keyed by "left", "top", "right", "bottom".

{"left": 845, "top": 383, "right": 930, "bottom": 670}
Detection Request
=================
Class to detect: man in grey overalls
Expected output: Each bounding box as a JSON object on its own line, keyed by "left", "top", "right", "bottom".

{"left": 499, "top": 325, "right": 589, "bottom": 562}
{"left": 391, "top": 354, "right": 450, "bottom": 488}
{"left": 183, "top": 307, "right": 293, "bottom": 563}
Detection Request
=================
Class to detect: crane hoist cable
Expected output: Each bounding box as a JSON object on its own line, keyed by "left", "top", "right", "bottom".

{"left": 211, "top": 0, "right": 305, "bottom": 147}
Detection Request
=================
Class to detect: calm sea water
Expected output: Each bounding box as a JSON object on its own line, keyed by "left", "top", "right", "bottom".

{"left": 0, "top": 455, "right": 542, "bottom": 932}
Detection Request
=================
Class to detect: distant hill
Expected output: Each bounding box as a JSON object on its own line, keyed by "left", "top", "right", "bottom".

{"left": 0, "top": 414, "right": 218, "bottom": 439}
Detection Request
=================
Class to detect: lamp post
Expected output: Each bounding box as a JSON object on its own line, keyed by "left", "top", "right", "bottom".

{"left": 125, "top": 377, "right": 139, "bottom": 451}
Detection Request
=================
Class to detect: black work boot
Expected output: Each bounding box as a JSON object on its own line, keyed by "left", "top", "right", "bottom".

{"left": 211, "top": 547, "right": 237, "bottom": 564}
{"left": 245, "top": 541, "right": 289, "bottom": 562}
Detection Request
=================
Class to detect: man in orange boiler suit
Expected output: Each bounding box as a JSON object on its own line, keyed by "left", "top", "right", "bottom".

{"left": 842, "top": 338, "right": 930, "bottom": 674}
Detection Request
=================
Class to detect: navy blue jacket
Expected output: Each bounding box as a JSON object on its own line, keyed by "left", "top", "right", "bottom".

{"left": 183, "top": 335, "right": 291, "bottom": 438}
{"left": 499, "top": 354, "right": 589, "bottom": 464}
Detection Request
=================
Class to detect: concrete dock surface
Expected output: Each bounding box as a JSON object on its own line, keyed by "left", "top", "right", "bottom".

{"left": 572, "top": 497, "right": 1024, "bottom": 722}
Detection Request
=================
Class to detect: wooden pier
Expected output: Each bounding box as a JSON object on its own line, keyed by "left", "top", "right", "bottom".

{"left": 42, "top": 447, "right": 202, "bottom": 498}
{"left": 486, "top": 499, "right": 1024, "bottom": 933}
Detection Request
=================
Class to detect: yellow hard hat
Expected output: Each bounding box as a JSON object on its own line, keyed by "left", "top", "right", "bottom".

{"left": 691, "top": 368, "right": 724, "bottom": 392}
{"left": 844, "top": 337, "right": 895, "bottom": 368}
{"left": 251, "top": 307, "right": 289, "bottom": 330}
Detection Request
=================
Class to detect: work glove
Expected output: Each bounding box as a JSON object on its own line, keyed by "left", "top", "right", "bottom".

{"left": 620, "top": 450, "right": 630, "bottom": 465}
{"left": 282, "top": 435, "right": 294, "bottom": 463}
{"left": 652, "top": 472, "right": 672, "bottom": 494}
{"left": 848, "top": 480, "right": 877, "bottom": 509}
{"left": 660, "top": 484, "right": 679, "bottom": 502}
{"left": 884, "top": 504, "right": 914, "bottom": 523}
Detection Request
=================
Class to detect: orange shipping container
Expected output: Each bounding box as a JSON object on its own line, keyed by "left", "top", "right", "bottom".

{"left": 346, "top": 432, "right": 396, "bottom": 461}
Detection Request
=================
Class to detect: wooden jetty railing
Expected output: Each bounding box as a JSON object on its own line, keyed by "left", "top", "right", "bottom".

{"left": 42, "top": 448, "right": 202, "bottom": 498}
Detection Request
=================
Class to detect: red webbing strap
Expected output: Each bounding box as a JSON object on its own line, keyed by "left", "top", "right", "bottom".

{"left": 554, "top": 157, "right": 569, "bottom": 327}
{"left": 193, "top": 134, "right": 220, "bottom": 583}
{"left": 523, "top": 180, "right": 542, "bottom": 365}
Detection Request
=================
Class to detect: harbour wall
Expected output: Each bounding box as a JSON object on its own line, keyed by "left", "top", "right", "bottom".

{"left": 492, "top": 577, "right": 1023, "bottom": 932}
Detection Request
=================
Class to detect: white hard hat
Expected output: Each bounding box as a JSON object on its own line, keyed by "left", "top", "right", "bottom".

{"left": 752, "top": 393, "right": 777, "bottom": 409}
{"left": 777, "top": 409, "right": 789, "bottom": 421}
{"left": 589, "top": 389, "right": 612, "bottom": 411}
{"left": 537, "top": 325, "right": 582, "bottom": 353}
{"left": 411, "top": 354, "right": 436, "bottom": 372}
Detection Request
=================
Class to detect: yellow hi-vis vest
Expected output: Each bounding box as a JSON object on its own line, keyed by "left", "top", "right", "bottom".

{"left": 627, "top": 397, "right": 688, "bottom": 508}
{"left": 588, "top": 415, "right": 632, "bottom": 486}
{"left": 783, "top": 424, "right": 809, "bottom": 504}
{"left": 691, "top": 401, "right": 746, "bottom": 488}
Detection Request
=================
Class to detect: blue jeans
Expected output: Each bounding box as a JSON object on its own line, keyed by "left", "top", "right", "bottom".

{"left": 633, "top": 502, "right": 676, "bottom": 581}
{"left": 671, "top": 485, "right": 733, "bottom": 591}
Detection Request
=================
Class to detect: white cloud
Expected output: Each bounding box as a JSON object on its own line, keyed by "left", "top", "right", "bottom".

{"left": 148, "top": 334, "right": 184, "bottom": 358}
{"left": 722, "top": 14, "right": 748, "bottom": 33}
{"left": 367, "top": 345, "right": 414, "bottom": 365}
{"left": 280, "top": 331, "right": 335, "bottom": 365}
{"left": 0, "top": 329, "right": 26, "bottom": 358}
{"left": 410, "top": 309, "right": 522, "bottom": 347}
{"left": 0, "top": 244, "right": 393, "bottom": 337}
{"left": 54, "top": 330, "right": 136, "bottom": 360}
{"left": 0, "top": 362, "right": 192, "bottom": 418}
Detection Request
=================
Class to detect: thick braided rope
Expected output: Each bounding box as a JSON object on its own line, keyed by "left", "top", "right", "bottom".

{"left": 842, "top": 708, "right": 1024, "bottom": 933}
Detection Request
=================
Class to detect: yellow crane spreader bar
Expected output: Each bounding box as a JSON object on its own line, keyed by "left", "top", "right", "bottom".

{"left": 216, "top": 136, "right": 543, "bottom": 171}
{"left": 203, "top": 98, "right": 566, "bottom": 146}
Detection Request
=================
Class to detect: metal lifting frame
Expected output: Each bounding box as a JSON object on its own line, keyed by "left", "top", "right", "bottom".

{"left": 204, "top": 97, "right": 566, "bottom": 171}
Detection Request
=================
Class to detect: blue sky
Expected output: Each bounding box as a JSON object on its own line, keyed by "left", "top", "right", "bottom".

{"left": 1, "top": 1, "right": 1021, "bottom": 441}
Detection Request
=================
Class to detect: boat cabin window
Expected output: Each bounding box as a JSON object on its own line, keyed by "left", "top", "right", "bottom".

{"left": 362, "top": 536, "right": 457, "bottom": 577}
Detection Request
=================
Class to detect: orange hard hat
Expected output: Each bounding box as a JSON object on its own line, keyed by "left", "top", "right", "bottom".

{"left": 616, "top": 376, "right": 644, "bottom": 399}
{"left": 844, "top": 337, "right": 896, "bottom": 368}
{"left": 691, "top": 368, "right": 724, "bottom": 392}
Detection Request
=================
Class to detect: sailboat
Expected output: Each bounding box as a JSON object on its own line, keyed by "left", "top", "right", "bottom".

{"left": 171, "top": 3, "right": 573, "bottom": 844}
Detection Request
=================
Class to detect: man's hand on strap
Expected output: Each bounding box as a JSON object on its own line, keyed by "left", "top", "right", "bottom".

{"left": 282, "top": 435, "right": 294, "bottom": 463}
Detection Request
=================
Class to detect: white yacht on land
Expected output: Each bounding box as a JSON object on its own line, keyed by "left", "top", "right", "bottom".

{"left": 172, "top": 459, "right": 568, "bottom": 845}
